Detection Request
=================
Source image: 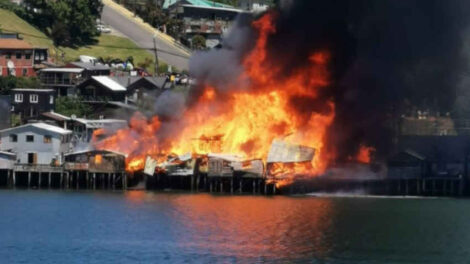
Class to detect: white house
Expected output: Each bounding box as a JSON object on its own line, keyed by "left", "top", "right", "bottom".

{"left": 0, "top": 123, "right": 72, "bottom": 165}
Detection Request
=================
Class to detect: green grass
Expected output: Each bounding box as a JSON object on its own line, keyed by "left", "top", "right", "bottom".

{"left": 0, "top": 8, "right": 157, "bottom": 73}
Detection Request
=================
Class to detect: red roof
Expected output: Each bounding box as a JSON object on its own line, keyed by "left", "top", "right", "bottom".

{"left": 0, "top": 39, "right": 33, "bottom": 49}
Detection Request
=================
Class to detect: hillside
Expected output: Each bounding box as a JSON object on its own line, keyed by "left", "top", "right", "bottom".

{"left": 0, "top": 8, "right": 157, "bottom": 72}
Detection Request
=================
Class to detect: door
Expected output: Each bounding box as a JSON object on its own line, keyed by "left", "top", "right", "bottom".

{"left": 27, "top": 153, "right": 37, "bottom": 164}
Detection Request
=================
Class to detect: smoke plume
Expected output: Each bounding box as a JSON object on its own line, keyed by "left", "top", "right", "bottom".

{"left": 189, "top": 0, "right": 470, "bottom": 162}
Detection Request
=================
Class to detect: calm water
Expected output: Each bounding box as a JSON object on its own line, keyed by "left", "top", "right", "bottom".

{"left": 1, "top": 190, "right": 469, "bottom": 263}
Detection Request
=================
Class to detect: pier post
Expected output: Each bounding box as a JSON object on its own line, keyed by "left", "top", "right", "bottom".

{"left": 38, "top": 172, "right": 42, "bottom": 189}
{"left": 86, "top": 172, "right": 89, "bottom": 189}
{"left": 93, "top": 173, "right": 96, "bottom": 190}
{"left": 209, "top": 180, "right": 213, "bottom": 193}
{"left": 196, "top": 175, "right": 200, "bottom": 192}
{"left": 60, "top": 173, "right": 63, "bottom": 189}
{"left": 220, "top": 181, "right": 223, "bottom": 193}
{"left": 432, "top": 179, "right": 436, "bottom": 195}
{"left": 112, "top": 173, "right": 116, "bottom": 190}
{"left": 405, "top": 179, "right": 409, "bottom": 195}
{"left": 101, "top": 174, "right": 104, "bottom": 189}
{"left": 230, "top": 178, "right": 233, "bottom": 194}
{"left": 253, "top": 179, "right": 256, "bottom": 194}
{"left": 12, "top": 171, "right": 16, "bottom": 188}
{"left": 451, "top": 179, "right": 455, "bottom": 196}
{"left": 190, "top": 175, "right": 194, "bottom": 192}
{"left": 239, "top": 179, "right": 243, "bottom": 194}
{"left": 76, "top": 172, "right": 79, "bottom": 190}
{"left": 416, "top": 179, "right": 421, "bottom": 195}
{"left": 422, "top": 179, "right": 426, "bottom": 194}
{"left": 264, "top": 182, "right": 267, "bottom": 194}
{"left": 7, "top": 170, "right": 11, "bottom": 188}
{"left": 27, "top": 172, "right": 31, "bottom": 188}
{"left": 459, "top": 176, "right": 464, "bottom": 196}
{"left": 107, "top": 174, "right": 111, "bottom": 190}
{"left": 272, "top": 184, "right": 276, "bottom": 195}
{"left": 48, "top": 172, "right": 51, "bottom": 189}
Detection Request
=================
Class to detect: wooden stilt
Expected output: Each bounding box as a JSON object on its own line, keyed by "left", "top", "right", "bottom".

{"left": 220, "top": 181, "right": 223, "bottom": 193}
{"left": 60, "top": 173, "right": 63, "bottom": 189}
{"left": 443, "top": 179, "right": 448, "bottom": 196}
{"left": 27, "top": 172, "right": 31, "bottom": 188}
{"left": 239, "top": 179, "right": 243, "bottom": 194}
{"left": 272, "top": 184, "right": 276, "bottom": 195}
{"left": 12, "top": 171, "right": 16, "bottom": 188}
{"left": 112, "top": 173, "right": 116, "bottom": 190}
{"left": 108, "top": 173, "right": 111, "bottom": 189}
{"left": 38, "top": 172, "right": 42, "bottom": 188}
{"left": 48, "top": 172, "right": 52, "bottom": 189}
{"left": 253, "top": 179, "right": 256, "bottom": 194}
{"left": 230, "top": 178, "right": 233, "bottom": 194}
{"left": 209, "top": 181, "right": 213, "bottom": 193}
{"left": 190, "top": 175, "right": 194, "bottom": 192}
{"left": 264, "top": 182, "right": 267, "bottom": 194}
{"left": 7, "top": 170, "right": 11, "bottom": 188}
{"left": 196, "top": 175, "right": 200, "bottom": 192}
{"left": 86, "top": 172, "right": 89, "bottom": 189}
{"left": 76, "top": 171, "right": 79, "bottom": 190}
{"left": 432, "top": 179, "right": 436, "bottom": 195}
{"left": 93, "top": 173, "right": 96, "bottom": 190}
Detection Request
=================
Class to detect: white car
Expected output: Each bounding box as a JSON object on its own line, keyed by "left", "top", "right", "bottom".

{"left": 97, "top": 24, "right": 111, "bottom": 33}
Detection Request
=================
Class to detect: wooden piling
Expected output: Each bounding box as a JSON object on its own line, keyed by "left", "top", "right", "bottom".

{"left": 190, "top": 175, "right": 194, "bottom": 192}
{"left": 230, "top": 178, "right": 233, "bottom": 194}
{"left": 432, "top": 179, "right": 436, "bottom": 195}
{"left": 220, "top": 181, "right": 223, "bottom": 193}
{"left": 38, "top": 172, "right": 42, "bottom": 188}
{"left": 48, "top": 172, "right": 52, "bottom": 189}
{"left": 264, "top": 182, "right": 267, "bottom": 194}
{"left": 27, "top": 172, "right": 31, "bottom": 188}
{"left": 76, "top": 172, "right": 79, "bottom": 190}
{"left": 253, "top": 179, "right": 256, "bottom": 194}
{"left": 196, "top": 175, "right": 200, "bottom": 192}
{"left": 239, "top": 179, "right": 243, "bottom": 194}
{"left": 93, "top": 173, "right": 96, "bottom": 190}
{"left": 12, "top": 171, "right": 16, "bottom": 188}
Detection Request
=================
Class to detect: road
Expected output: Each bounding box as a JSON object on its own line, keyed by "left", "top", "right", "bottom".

{"left": 101, "top": 4, "right": 190, "bottom": 71}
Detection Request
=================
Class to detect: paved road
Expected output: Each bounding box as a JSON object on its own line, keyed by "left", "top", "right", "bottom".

{"left": 101, "top": 5, "right": 190, "bottom": 71}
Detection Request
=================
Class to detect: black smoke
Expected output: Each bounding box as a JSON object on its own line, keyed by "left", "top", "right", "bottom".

{"left": 190, "top": 0, "right": 470, "bottom": 162}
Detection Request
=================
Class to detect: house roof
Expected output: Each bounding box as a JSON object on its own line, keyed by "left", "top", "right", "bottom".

{"left": 0, "top": 39, "right": 33, "bottom": 49}
{"left": 0, "top": 151, "right": 16, "bottom": 157}
{"left": 11, "top": 88, "right": 54, "bottom": 92}
{"left": 74, "top": 118, "right": 128, "bottom": 128}
{"left": 109, "top": 76, "right": 142, "bottom": 87}
{"left": 41, "top": 112, "right": 72, "bottom": 122}
{"left": 65, "top": 149, "right": 128, "bottom": 157}
{"left": 69, "top": 62, "right": 110, "bottom": 71}
{"left": 40, "top": 68, "right": 84, "bottom": 73}
{"left": 163, "top": 0, "right": 235, "bottom": 9}
{"left": 0, "top": 122, "right": 72, "bottom": 135}
{"left": 91, "top": 76, "right": 127, "bottom": 91}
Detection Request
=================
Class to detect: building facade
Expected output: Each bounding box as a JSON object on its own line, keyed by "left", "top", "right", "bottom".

{"left": 0, "top": 123, "right": 72, "bottom": 165}
{"left": 10, "top": 89, "right": 55, "bottom": 125}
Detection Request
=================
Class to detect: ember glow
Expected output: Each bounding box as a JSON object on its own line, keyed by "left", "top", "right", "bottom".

{"left": 93, "top": 13, "right": 336, "bottom": 181}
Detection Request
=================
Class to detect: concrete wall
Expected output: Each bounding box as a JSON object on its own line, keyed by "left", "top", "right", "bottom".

{"left": 0, "top": 126, "right": 71, "bottom": 165}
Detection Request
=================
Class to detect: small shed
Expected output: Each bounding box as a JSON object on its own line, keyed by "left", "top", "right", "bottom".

{"left": 76, "top": 76, "right": 127, "bottom": 102}
{"left": 387, "top": 149, "right": 427, "bottom": 179}
{"left": 64, "top": 150, "right": 126, "bottom": 173}
{"left": 0, "top": 151, "right": 16, "bottom": 170}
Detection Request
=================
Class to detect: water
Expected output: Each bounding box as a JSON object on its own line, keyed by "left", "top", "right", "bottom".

{"left": 1, "top": 190, "right": 469, "bottom": 263}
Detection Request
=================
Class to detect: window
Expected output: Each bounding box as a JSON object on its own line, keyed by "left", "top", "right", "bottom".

{"left": 30, "top": 94, "right": 38, "bottom": 103}
{"left": 14, "top": 94, "right": 23, "bottom": 103}
{"left": 49, "top": 95, "right": 54, "bottom": 104}
{"left": 44, "top": 135, "right": 52, "bottom": 143}
{"left": 16, "top": 53, "right": 22, "bottom": 59}
{"left": 26, "top": 135, "right": 34, "bottom": 142}
{"left": 22, "top": 68, "right": 27, "bottom": 76}
{"left": 6, "top": 52, "right": 11, "bottom": 59}
{"left": 9, "top": 134, "right": 17, "bottom": 142}
{"left": 25, "top": 54, "right": 31, "bottom": 60}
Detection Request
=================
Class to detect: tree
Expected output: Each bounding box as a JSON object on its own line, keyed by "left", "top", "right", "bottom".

{"left": 23, "top": 0, "right": 103, "bottom": 46}
{"left": 55, "top": 96, "right": 92, "bottom": 117}
{"left": 0, "top": 76, "right": 41, "bottom": 95}
{"left": 192, "top": 35, "right": 206, "bottom": 50}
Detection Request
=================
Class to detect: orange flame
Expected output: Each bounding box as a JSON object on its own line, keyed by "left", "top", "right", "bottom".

{"left": 356, "top": 145, "right": 375, "bottom": 164}
{"left": 93, "top": 13, "right": 336, "bottom": 183}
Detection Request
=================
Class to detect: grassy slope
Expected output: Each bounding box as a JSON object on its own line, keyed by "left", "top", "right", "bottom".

{"left": 0, "top": 9, "right": 156, "bottom": 72}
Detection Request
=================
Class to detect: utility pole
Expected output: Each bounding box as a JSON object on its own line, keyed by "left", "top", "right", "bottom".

{"left": 153, "top": 34, "right": 159, "bottom": 76}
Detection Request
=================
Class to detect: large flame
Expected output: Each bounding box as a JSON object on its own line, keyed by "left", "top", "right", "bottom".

{"left": 93, "top": 13, "right": 336, "bottom": 181}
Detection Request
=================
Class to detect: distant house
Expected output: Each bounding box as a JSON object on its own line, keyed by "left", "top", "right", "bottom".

{"left": 388, "top": 136, "right": 470, "bottom": 179}
{"left": 110, "top": 76, "right": 170, "bottom": 102}
{"left": 238, "top": 0, "right": 269, "bottom": 13}
{"left": 39, "top": 112, "right": 128, "bottom": 143}
{"left": 164, "top": 0, "right": 244, "bottom": 47}
{"left": 10, "top": 88, "right": 55, "bottom": 125}
{"left": 0, "top": 95, "right": 11, "bottom": 130}
{"left": 76, "top": 76, "right": 127, "bottom": 102}
{"left": 66, "top": 62, "right": 111, "bottom": 77}
{"left": 0, "top": 38, "right": 35, "bottom": 77}
{"left": 39, "top": 68, "right": 85, "bottom": 96}
{"left": 0, "top": 122, "right": 72, "bottom": 165}
{"left": 64, "top": 150, "right": 126, "bottom": 173}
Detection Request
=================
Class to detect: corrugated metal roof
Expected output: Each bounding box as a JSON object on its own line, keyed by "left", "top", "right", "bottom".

{"left": 0, "top": 39, "right": 33, "bottom": 49}
{"left": 40, "top": 68, "right": 84, "bottom": 73}
{"left": 163, "top": 0, "right": 234, "bottom": 9}
{"left": 41, "top": 112, "right": 72, "bottom": 121}
{"left": 11, "top": 88, "right": 54, "bottom": 92}
{"left": 0, "top": 122, "right": 72, "bottom": 135}
{"left": 92, "top": 76, "right": 127, "bottom": 91}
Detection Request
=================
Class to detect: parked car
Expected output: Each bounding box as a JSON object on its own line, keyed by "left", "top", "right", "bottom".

{"left": 97, "top": 24, "right": 111, "bottom": 33}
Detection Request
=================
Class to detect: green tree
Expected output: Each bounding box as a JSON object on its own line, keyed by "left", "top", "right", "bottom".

{"left": 192, "top": 35, "right": 206, "bottom": 50}
{"left": 23, "top": 0, "right": 102, "bottom": 46}
{"left": 0, "top": 76, "right": 41, "bottom": 94}
{"left": 55, "top": 96, "right": 92, "bottom": 117}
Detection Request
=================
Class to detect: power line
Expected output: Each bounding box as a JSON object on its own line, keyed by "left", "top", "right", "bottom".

{"left": 0, "top": 27, "right": 191, "bottom": 59}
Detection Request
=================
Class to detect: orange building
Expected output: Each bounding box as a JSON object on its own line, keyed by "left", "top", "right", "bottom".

{"left": 0, "top": 38, "right": 47, "bottom": 77}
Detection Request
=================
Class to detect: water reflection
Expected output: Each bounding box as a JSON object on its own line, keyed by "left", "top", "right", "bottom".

{"left": 135, "top": 194, "right": 336, "bottom": 261}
